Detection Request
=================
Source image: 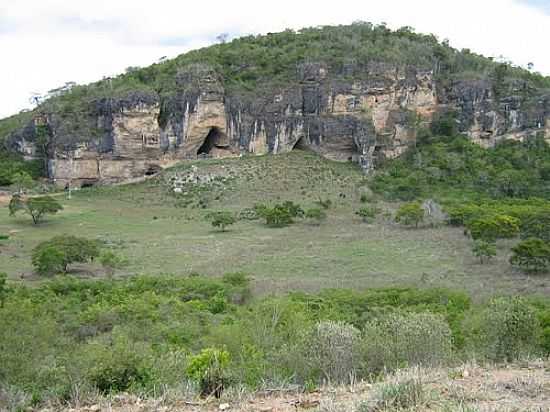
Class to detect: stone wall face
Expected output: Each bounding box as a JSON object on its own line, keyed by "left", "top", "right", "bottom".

{"left": 13, "top": 64, "right": 550, "bottom": 187}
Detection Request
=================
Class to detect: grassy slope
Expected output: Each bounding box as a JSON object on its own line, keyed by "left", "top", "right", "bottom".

{"left": 0, "top": 150, "right": 545, "bottom": 300}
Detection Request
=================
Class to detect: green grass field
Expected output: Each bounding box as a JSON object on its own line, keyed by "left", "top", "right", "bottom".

{"left": 0, "top": 151, "right": 546, "bottom": 300}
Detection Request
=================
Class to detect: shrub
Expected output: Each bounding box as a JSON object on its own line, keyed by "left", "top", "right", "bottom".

{"left": 395, "top": 202, "right": 424, "bottom": 228}
{"left": 520, "top": 212, "right": 550, "bottom": 242}
{"left": 362, "top": 312, "right": 452, "bottom": 373}
{"left": 304, "top": 208, "right": 327, "bottom": 225}
{"left": 206, "top": 211, "right": 236, "bottom": 232}
{"left": 470, "top": 297, "right": 540, "bottom": 361}
{"left": 186, "top": 348, "right": 230, "bottom": 398}
{"left": 360, "top": 376, "right": 425, "bottom": 412}
{"left": 471, "top": 240, "right": 496, "bottom": 264}
{"left": 88, "top": 333, "right": 153, "bottom": 393}
{"left": 256, "top": 201, "right": 304, "bottom": 228}
{"left": 99, "top": 250, "right": 128, "bottom": 277}
{"left": 32, "top": 235, "right": 101, "bottom": 275}
{"left": 356, "top": 206, "right": 379, "bottom": 223}
{"left": 305, "top": 321, "right": 361, "bottom": 384}
{"left": 467, "top": 214, "right": 520, "bottom": 241}
{"left": 510, "top": 238, "right": 550, "bottom": 272}
{"left": 9, "top": 195, "right": 63, "bottom": 224}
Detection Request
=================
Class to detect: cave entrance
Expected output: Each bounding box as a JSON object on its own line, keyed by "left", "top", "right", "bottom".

{"left": 197, "top": 127, "right": 231, "bottom": 157}
{"left": 145, "top": 164, "right": 162, "bottom": 176}
{"left": 292, "top": 137, "right": 310, "bottom": 151}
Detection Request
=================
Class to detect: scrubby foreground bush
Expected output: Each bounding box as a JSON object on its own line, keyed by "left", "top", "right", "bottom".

{"left": 0, "top": 275, "right": 549, "bottom": 410}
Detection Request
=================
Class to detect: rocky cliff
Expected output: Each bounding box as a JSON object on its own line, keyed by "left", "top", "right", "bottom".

{"left": 4, "top": 25, "right": 550, "bottom": 187}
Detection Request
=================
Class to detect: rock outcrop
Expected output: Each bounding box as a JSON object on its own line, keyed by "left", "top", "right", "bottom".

{"left": 8, "top": 63, "right": 550, "bottom": 187}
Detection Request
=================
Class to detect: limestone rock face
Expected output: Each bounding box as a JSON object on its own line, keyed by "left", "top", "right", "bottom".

{"left": 10, "top": 63, "right": 550, "bottom": 187}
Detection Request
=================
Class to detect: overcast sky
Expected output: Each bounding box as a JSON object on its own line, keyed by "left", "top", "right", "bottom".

{"left": 1, "top": 0, "right": 549, "bottom": 118}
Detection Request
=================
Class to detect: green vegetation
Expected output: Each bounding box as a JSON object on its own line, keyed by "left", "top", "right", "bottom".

{"left": 32, "top": 235, "right": 100, "bottom": 275}
{"left": 395, "top": 202, "right": 424, "bottom": 228}
{"left": 356, "top": 205, "right": 380, "bottom": 223}
{"left": 99, "top": 250, "right": 128, "bottom": 277}
{"left": 206, "top": 210, "right": 237, "bottom": 232}
{"left": 510, "top": 238, "right": 550, "bottom": 273}
{"left": 372, "top": 135, "right": 550, "bottom": 201}
{"left": 186, "top": 348, "right": 231, "bottom": 398}
{"left": 9, "top": 194, "right": 63, "bottom": 224}
{"left": 255, "top": 201, "right": 304, "bottom": 227}
{"left": 471, "top": 240, "right": 496, "bottom": 264}
{"left": 466, "top": 214, "right": 520, "bottom": 241}
{"left": 0, "top": 274, "right": 548, "bottom": 409}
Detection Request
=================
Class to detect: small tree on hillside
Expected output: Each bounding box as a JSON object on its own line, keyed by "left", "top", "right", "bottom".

{"left": 472, "top": 240, "right": 497, "bottom": 264}
{"left": 32, "top": 235, "right": 100, "bottom": 275}
{"left": 206, "top": 211, "right": 237, "bottom": 232}
{"left": 510, "top": 238, "right": 550, "bottom": 273}
{"left": 11, "top": 171, "right": 34, "bottom": 194}
{"left": 395, "top": 202, "right": 424, "bottom": 228}
{"left": 9, "top": 195, "right": 63, "bottom": 224}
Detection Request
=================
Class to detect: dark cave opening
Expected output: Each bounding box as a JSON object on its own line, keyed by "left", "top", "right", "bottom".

{"left": 292, "top": 136, "right": 310, "bottom": 151}
{"left": 197, "top": 127, "right": 222, "bottom": 155}
{"left": 145, "top": 164, "right": 162, "bottom": 176}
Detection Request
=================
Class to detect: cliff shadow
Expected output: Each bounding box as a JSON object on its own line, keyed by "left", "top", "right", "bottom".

{"left": 197, "top": 127, "right": 232, "bottom": 158}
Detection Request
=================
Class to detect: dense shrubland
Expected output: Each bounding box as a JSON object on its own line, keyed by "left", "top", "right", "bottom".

{"left": 0, "top": 274, "right": 549, "bottom": 409}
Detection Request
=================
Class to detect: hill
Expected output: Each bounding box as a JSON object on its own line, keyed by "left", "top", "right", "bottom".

{"left": 1, "top": 23, "right": 550, "bottom": 188}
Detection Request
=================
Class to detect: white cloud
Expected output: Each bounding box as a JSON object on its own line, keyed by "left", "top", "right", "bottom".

{"left": 1, "top": 0, "right": 550, "bottom": 118}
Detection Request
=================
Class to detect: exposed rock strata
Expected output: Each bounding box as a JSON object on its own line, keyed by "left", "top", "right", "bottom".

{"left": 8, "top": 63, "right": 550, "bottom": 187}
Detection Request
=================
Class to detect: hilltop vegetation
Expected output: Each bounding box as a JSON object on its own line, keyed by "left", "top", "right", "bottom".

{"left": 1, "top": 22, "right": 549, "bottom": 142}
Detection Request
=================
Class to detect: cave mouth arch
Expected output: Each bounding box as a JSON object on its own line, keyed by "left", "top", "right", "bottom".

{"left": 292, "top": 136, "right": 311, "bottom": 151}
{"left": 197, "top": 127, "right": 225, "bottom": 155}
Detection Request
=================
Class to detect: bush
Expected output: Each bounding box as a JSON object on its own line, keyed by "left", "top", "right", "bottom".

{"left": 360, "top": 377, "right": 425, "bottom": 412}
{"left": 256, "top": 201, "right": 304, "bottom": 227}
{"left": 467, "top": 214, "right": 520, "bottom": 241}
{"left": 520, "top": 212, "right": 550, "bottom": 242}
{"left": 186, "top": 348, "right": 230, "bottom": 398}
{"left": 9, "top": 195, "right": 63, "bottom": 224}
{"left": 304, "top": 207, "right": 327, "bottom": 225}
{"left": 362, "top": 312, "right": 452, "bottom": 373}
{"left": 469, "top": 297, "right": 540, "bottom": 361}
{"left": 305, "top": 321, "right": 361, "bottom": 384}
{"left": 356, "top": 206, "right": 379, "bottom": 223}
{"left": 510, "top": 237, "right": 550, "bottom": 272}
{"left": 99, "top": 250, "right": 128, "bottom": 277}
{"left": 471, "top": 240, "right": 496, "bottom": 264}
{"left": 206, "top": 211, "right": 237, "bottom": 232}
{"left": 32, "top": 235, "right": 101, "bottom": 275}
{"left": 395, "top": 202, "right": 424, "bottom": 228}
{"left": 88, "top": 333, "right": 153, "bottom": 393}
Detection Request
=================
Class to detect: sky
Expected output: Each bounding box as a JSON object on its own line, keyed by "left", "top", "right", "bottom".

{"left": 1, "top": 0, "right": 550, "bottom": 119}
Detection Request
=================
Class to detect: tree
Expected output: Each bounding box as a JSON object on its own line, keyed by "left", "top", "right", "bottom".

{"left": 32, "top": 235, "right": 100, "bottom": 275}
{"left": 467, "top": 215, "right": 520, "bottom": 241}
{"left": 472, "top": 240, "right": 496, "bottom": 264}
{"left": 99, "top": 250, "right": 128, "bottom": 277}
{"left": 395, "top": 202, "right": 424, "bottom": 228}
{"left": 9, "top": 195, "right": 63, "bottom": 224}
{"left": 11, "top": 171, "right": 34, "bottom": 194}
{"left": 305, "top": 207, "right": 327, "bottom": 225}
{"left": 206, "top": 211, "right": 237, "bottom": 232}
{"left": 510, "top": 238, "right": 550, "bottom": 273}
